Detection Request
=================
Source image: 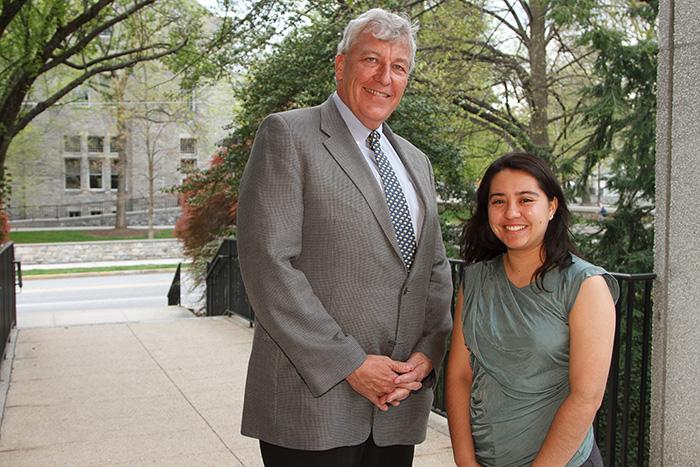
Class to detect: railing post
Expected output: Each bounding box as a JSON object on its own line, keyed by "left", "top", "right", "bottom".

{"left": 0, "top": 242, "right": 17, "bottom": 359}
{"left": 204, "top": 238, "right": 254, "bottom": 324}
{"left": 637, "top": 279, "right": 653, "bottom": 465}
{"left": 167, "top": 263, "right": 181, "bottom": 306}
{"left": 620, "top": 280, "right": 636, "bottom": 466}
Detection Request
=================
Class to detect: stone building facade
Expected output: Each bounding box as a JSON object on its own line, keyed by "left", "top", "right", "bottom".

{"left": 6, "top": 68, "right": 234, "bottom": 225}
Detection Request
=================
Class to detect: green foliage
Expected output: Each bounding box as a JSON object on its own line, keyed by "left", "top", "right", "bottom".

{"left": 175, "top": 0, "right": 658, "bottom": 279}
{"left": 575, "top": 2, "right": 657, "bottom": 274}
{"left": 549, "top": 0, "right": 599, "bottom": 25}
{"left": 569, "top": 4, "right": 657, "bottom": 464}
{"left": 174, "top": 1, "right": 492, "bottom": 265}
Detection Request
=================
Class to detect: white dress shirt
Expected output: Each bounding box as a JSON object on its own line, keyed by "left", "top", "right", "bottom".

{"left": 332, "top": 92, "right": 424, "bottom": 241}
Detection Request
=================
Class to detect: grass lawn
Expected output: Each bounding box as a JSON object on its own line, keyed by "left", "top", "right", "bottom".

{"left": 10, "top": 228, "right": 174, "bottom": 244}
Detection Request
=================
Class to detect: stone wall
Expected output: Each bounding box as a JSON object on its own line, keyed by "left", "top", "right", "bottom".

{"left": 652, "top": 0, "right": 700, "bottom": 464}
{"left": 11, "top": 208, "right": 181, "bottom": 229}
{"left": 15, "top": 238, "right": 182, "bottom": 265}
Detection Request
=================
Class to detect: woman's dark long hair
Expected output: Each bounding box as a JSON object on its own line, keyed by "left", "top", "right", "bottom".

{"left": 459, "top": 152, "right": 579, "bottom": 288}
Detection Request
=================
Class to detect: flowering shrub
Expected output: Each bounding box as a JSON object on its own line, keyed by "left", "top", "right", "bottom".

{"left": 172, "top": 146, "right": 239, "bottom": 289}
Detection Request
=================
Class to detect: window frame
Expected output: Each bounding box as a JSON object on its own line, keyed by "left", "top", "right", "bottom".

{"left": 64, "top": 157, "right": 82, "bottom": 190}
{"left": 88, "top": 135, "right": 105, "bottom": 153}
{"left": 88, "top": 158, "right": 104, "bottom": 190}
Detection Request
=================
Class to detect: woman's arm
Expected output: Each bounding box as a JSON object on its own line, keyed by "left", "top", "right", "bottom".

{"left": 532, "top": 275, "right": 616, "bottom": 466}
{"left": 446, "top": 288, "right": 481, "bottom": 467}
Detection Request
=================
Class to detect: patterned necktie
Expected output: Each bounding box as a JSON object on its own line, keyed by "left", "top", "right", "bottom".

{"left": 367, "top": 130, "right": 417, "bottom": 269}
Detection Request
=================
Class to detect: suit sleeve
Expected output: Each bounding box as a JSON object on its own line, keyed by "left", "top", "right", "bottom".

{"left": 411, "top": 160, "right": 453, "bottom": 384}
{"left": 237, "top": 114, "right": 367, "bottom": 398}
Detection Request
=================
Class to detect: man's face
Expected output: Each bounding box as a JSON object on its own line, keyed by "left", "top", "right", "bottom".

{"left": 335, "top": 31, "right": 411, "bottom": 130}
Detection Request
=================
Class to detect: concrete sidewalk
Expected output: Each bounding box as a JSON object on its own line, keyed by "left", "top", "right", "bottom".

{"left": 0, "top": 316, "right": 455, "bottom": 466}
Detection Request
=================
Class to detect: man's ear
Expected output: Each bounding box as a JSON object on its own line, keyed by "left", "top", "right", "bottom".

{"left": 334, "top": 54, "right": 345, "bottom": 82}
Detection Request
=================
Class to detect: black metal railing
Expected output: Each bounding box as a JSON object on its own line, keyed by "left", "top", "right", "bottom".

{"left": 9, "top": 195, "right": 180, "bottom": 220}
{"left": 596, "top": 272, "right": 655, "bottom": 467}
{"left": 205, "top": 238, "right": 253, "bottom": 323}
{"left": 167, "top": 263, "right": 181, "bottom": 306}
{"left": 433, "top": 260, "right": 655, "bottom": 467}
{"left": 0, "top": 242, "right": 18, "bottom": 358}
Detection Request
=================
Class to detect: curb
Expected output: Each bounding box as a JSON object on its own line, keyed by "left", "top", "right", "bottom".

{"left": 22, "top": 267, "right": 183, "bottom": 281}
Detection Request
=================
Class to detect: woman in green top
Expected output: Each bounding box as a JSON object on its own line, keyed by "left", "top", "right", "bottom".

{"left": 446, "top": 153, "right": 618, "bottom": 467}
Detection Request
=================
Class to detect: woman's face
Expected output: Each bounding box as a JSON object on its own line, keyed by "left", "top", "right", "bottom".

{"left": 487, "top": 169, "right": 558, "bottom": 254}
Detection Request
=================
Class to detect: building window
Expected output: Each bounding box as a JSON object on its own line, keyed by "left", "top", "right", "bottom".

{"left": 180, "top": 138, "right": 196, "bottom": 154}
{"left": 179, "top": 158, "right": 196, "bottom": 173}
{"left": 65, "top": 158, "right": 81, "bottom": 190}
{"left": 64, "top": 135, "right": 81, "bottom": 153}
{"left": 110, "top": 159, "right": 120, "bottom": 190}
{"left": 88, "top": 136, "right": 104, "bottom": 153}
{"left": 90, "top": 210, "right": 103, "bottom": 216}
{"left": 68, "top": 210, "right": 81, "bottom": 217}
{"left": 110, "top": 136, "right": 123, "bottom": 153}
{"left": 89, "top": 158, "right": 103, "bottom": 189}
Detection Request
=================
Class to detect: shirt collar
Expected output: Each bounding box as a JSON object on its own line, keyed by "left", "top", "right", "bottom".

{"left": 332, "top": 92, "right": 385, "bottom": 145}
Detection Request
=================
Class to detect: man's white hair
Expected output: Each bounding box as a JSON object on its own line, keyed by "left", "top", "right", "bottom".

{"left": 337, "top": 8, "right": 418, "bottom": 72}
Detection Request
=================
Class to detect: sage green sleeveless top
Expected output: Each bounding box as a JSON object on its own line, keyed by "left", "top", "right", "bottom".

{"left": 461, "top": 255, "right": 619, "bottom": 467}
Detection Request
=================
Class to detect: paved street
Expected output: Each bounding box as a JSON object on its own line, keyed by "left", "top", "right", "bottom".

{"left": 0, "top": 316, "right": 455, "bottom": 466}
{"left": 16, "top": 271, "right": 202, "bottom": 328}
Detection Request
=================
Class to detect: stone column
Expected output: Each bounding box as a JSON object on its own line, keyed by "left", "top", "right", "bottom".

{"left": 652, "top": 0, "right": 700, "bottom": 464}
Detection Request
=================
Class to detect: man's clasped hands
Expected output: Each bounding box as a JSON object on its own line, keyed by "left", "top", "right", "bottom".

{"left": 345, "top": 351, "right": 433, "bottom": 411}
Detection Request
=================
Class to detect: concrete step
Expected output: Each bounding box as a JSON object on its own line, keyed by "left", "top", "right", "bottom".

{"left": 18, "top": 305, "right": 196, "bottom": 329}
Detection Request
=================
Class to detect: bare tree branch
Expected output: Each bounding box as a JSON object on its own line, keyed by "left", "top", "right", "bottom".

{"left": 43, "top": 0, "right": 157, "bottom": 69}
{"left": 548, "top": 48, "right": 595, "bottom": 79}
{"left": 503, "top": 0, "right": 528, "bottom": 38}
{"left": 516, "top": 0, "right": 532, "bottom": 22}
{"left": 0, "top": 0, "right": 28, "bottom": 39}
{"left": 63, "top": 41, "right": 178, "bottom": 70}
{"left": 11, "top": 42, "right": 185, "bottom": 138}
{"left": 41, "top": 0, "right": 115, "bottom": 59}
{"left": 460, "top": 0, "right": 529, "bottom": 45}
{"left": 452, "top": 94, "right": 531, "bottom": 150}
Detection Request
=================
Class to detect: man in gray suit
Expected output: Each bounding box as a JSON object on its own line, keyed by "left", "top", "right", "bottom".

{"left": 237, "top": 8, "right": 453, "bottom": 467}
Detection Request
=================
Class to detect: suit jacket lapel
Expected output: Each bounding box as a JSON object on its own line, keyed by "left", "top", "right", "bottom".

{"left": 320, "top": 98, "right": 404, "bottom": 261}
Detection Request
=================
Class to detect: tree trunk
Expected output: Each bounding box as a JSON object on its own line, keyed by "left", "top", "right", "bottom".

{"left": 146, "top": 129, "right": 155, "bottom": 239}
{"left": 528, "top": 0, "right": 550, "bottom": 155}
{"left": 115, "top": 132, "right": 129, "bottom": 230}
{"left": 113, "top": 70, "right": 130, "bottom": 230}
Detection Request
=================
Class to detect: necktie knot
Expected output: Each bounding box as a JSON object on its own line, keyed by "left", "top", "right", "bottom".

{"left": 367, "top": 130, "right": 381, "bottom": 153}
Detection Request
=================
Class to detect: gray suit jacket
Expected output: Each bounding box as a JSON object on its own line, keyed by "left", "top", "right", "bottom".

{"left": 237, "top": 96, "right": 453, "bottom": 450}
